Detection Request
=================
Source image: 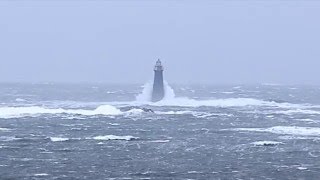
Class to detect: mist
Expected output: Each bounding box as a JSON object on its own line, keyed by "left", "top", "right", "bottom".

{"left": 0, "top": 1, "right": 319, "bottom": 85}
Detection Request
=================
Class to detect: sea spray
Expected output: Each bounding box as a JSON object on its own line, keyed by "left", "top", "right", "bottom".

{"left": 134, "top": 82, "right": 315, "bottom": 109}
{"left": 135, "top": 82, "right": 153, "bottom": 102}
{"left": 163, "top": 81, "right": 175, "bottom": 100}
{"left": 136, "top": 81, "right": 175, "bottom": 102}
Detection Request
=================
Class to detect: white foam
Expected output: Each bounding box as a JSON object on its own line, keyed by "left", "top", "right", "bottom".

{"left": 231, "top": 126, "right": 320, "bottom": 136}
{"left": 297, "top": 167, "right": 308, "bottom": 170}
{"left": 125, "top": 108, "right": 144, "bottom": 115}
{"left": 135, "top": 81, "right": 273, "bottom": 108}
{"left": 50, "top": 137, "right": 69, "bottom": 142}
{"left": 156, "top": 110, "right": 193, "bottom": 115}
{"left": 30, "top": 82, "right": 316, "bottom": 110}
{"left": 34, "top": 173, "right": 49, "bottom": 177}
{"left": 15, "top": 98, "right": 26, "bottom": 102}
{"left": 221, "top": 92, "right": 235, "bottom": 94}
{"left": 289, "top": 87, "right": 298, "bottom": 90}
{"left": 192, "top": 112, "right": 214, "bottom": 118}
{"left": 108, "top": 123, "right": 120, "bottom": 126}
{"left": 0, "top": 128, "right": 11, "bottom": 132}
{"left": 147, "top": 96, "right": 318, "bottom": 109}
{"left": 92, "top": 105, "right": 122, "bottom": 115}
{"left": 251, "top": 141, "right": 284, "bottom": 146}
{"left": 92, "top": 135, "right": 138, "bottom": 141}
{"left": 0, "top": 105, "right": 122, "bottom": 119}
{"left": 0, "top": 136, "right": 21, "bottom": 141}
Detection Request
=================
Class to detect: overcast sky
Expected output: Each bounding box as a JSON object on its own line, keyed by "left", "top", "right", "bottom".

{"left": 0, "top": 1, "right": 319, "bottom": 84}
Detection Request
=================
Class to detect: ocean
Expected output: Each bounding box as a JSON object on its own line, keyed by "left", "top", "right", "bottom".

{"left": 0, "top": 83, "right": 320, "bottom": 179}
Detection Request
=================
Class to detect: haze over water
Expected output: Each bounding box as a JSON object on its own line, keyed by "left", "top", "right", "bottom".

{"left": 1, "top": 1, "right": 320, "bottom": 179}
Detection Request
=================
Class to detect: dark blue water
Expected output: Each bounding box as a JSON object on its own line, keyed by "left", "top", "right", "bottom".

{"left": 1, "top": 83, "right": 320, "bottom": 179}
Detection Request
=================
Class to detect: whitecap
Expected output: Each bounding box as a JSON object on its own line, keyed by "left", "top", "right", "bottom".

{"left": 156, "top": 111, "right": 193, "bottom": 115}
{"left": 125, "top": 108, "right": 144, "bottom": 115}
{"left": 289, "top": 87, "right": 298, "bottom": 90}
{"left": 92, "top": 135, "right": 138, "bottom": 141}
{"left": 297, "top": 167, "right": 308, "bottom": 170}
{"left": 15, "top": 98, "right": 26, "bottom": 102}
{"left": 0, "top": 128, "right": 11, "bottom": 132}
{"left": 50, "top": 137, "right": 69, "bottom": 142}
{"left": 221, "top": 92, "right": 235, "bottom": 94}
{"left": 34, "top": 173, "right": 49, "bottom": 177}
{"left": 251, "top": 141, "right": 284, "bottom": 146}
{"left": 108, "top": 123, "right": 120, "bottom": 126}
{"left": 0, "top": 136, "right": 21, "bottom": 142}
{"left": 188, "top": 171, "right": 202, "bottom": 174}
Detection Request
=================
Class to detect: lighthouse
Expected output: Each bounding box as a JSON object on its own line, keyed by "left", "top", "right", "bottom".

{"left": 152, "top": 59, "right": 165, "bottom": 102}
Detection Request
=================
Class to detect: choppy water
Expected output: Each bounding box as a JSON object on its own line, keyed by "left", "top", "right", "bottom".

{"left": 1, "top": 83, "right": 320, "bottom": 179}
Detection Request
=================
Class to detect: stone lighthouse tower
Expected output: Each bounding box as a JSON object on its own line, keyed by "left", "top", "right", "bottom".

{"left": 152, "top": 59, "right": 165, "bottom": 102}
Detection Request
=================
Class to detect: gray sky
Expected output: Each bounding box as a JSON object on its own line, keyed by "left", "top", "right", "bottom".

{"left": 0, "top": 1, "right": 320, "bottom": 84}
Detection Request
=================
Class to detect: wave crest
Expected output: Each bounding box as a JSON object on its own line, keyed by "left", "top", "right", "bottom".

{"left": 0, "top": 105, "right": 122, "bottom": 119}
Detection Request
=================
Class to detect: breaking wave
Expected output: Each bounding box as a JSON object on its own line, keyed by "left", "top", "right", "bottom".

{"left": 0, "top": 105, "right": 122, "bottom": 119}
{"left": 1, "top": 99, "right": 315, "bottom": 119}
{"left": 2, "top": 82, "right": 318, "bottom": 119}
{"left": 149, "top": 97, "right": 314, "bottom": 109}
{"left": 135, "top": 81, "right": 175, "bottom": 102}
{"left": 163, "top": 81, "right": 175, "bottom": 100}
{"left": 135, "top": 82, "right": 153, "bottom": 102}
{"left": 133, "top": 81, "right": 313, "bottom": 109}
